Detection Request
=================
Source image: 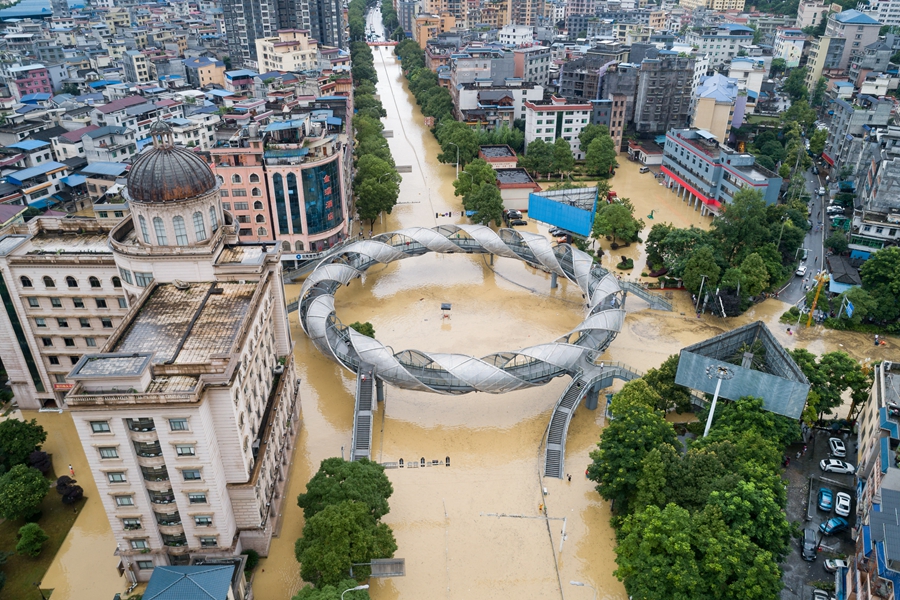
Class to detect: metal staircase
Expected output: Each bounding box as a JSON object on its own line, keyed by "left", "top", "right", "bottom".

{"left": 618, "top": 280, "right": 673, "bottom": 311}
{"left": 351, "top": 364, "right": 375, "bottom": 461}
{"left": 544, "top": 376, "right": 587, "bottom": 478}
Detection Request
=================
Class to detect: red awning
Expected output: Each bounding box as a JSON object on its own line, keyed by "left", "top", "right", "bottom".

{"left": 822, "top": 152, "right": 834, "bottom": 167}
{"left": 661, "top": 166, "right": 721, "bottom": 208}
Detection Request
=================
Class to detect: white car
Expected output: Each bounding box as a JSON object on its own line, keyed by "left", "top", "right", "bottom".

{"left": 829, "top": 437, "right": 847, "bottom": 457}
{"left": 827, "top": 206, "right": 844, "bottom": 215}
{"left": 824, "top": 559, "right": 849, "bottom": 573}
{"left": 796, "top": 265, "right": 808, "bottom": 277}
{"left": 818, "top": 186, "right": 826, "bottom": 196}
{"left": 820, "top": 459, "right": 855, "bottom": 474}
{"left": 835, "top": 492, "right": 851, "bottom": 517}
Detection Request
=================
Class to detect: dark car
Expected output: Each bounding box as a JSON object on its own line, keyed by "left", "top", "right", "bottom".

{"left": 819, "top": 516, "right": 849, "bottom": 535}
{"left": 509, "top": 219, "right": 527, "bottom": 227}
{"left": 802, "top": 528, "right": 818, "bottom": 561}
{"left": 504, "top": 209, "right": 523, "bottom": 220}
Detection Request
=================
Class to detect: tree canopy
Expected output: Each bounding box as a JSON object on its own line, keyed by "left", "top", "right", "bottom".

{"left": 0, "top": 418, "right": 46, "bottom": 473}
{"left": 585, "top": 133, "right": 618, "bottom": 177}
{"left": 592, "top": 200, "right": 644, "bottom": 244}
{"left": 0, "top": 464, "right": 48, "bottom": 521}
{"left": 298, "top": 458, "right": 393, "bottom": 521}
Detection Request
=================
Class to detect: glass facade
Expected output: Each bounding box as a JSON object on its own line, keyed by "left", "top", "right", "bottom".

{"left": 303, "top": 158, "right": 342, "bottom": 235}
{"left": 272, "top": 174, "right": 289, "bottom": 235}
{"left": 0, "top": 272, "right": 44, "bottom": 392}
{"left": 287, "top": 173, "right": 302, "bottom": 234}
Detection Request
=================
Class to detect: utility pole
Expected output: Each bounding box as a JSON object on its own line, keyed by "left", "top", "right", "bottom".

{"left": 695, "top": 274, "right": 708, "bottom": 315}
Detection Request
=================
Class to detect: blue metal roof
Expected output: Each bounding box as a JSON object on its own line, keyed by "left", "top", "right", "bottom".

{"left": 834, "top": 9, "right": 880, "bottom": 24}
{"left": 225, "top": 69, "right": 257, "bottom": 78}
{"left": 265, "top": 120, "right": 305, "bottom": 132}
{"left": 326, "top": 116, "right": 342, "bottom": 126}
{"left": 28, "top": 197, "right": 57, "bottom": 210}
{"left": 88, "top": 80, "right": 121, "bottom": 88}
{"left": 7, "top": 161, "right": 66, "bottom": 184}
{"left": 205, "top": 89, "right": 235, "bottom": 97}
{"left": 60, "top": 174, "right": 87, "bottom": 186}
{"left": 143, "top": 565, "right": 235, "bottom": 600}
{"left": 20, "top": 92, "right": 51, "bottom": 102}
{"left": 7, "top": 140, "right": 49, "bottom": 151}
{"left": 79, "top": 162, "right": 127, "bottom": 177}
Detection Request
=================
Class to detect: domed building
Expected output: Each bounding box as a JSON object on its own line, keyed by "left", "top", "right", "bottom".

{"left": 110, "top": 121, "right": 232, "bottom": 291}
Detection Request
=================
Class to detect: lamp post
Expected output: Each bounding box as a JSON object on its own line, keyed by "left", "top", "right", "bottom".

{"left": 775, "top": 214, "right": 788, "bottom": 250}
{"left": 570, "top": 580, "right": 597, "bottom": 600}
{"left": 33, "top": 582, "right": 46, "bottom": 600}
{"left": 695, "top": 274, "right": 709, "bottom": 315}
{"left": 702, "top": 364, "right": 735, "bottom": 437}
{"left": 342, "top": 584, "right": 370, "bottom": 599}
{"left": 448, "top": 141, "right": 460, "bottom": 179}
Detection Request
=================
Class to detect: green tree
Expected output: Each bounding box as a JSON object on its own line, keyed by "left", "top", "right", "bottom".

{"left": 463, "top": 183, "right": 504, "bottom": 227}
{"left": 808, "top": 128, "right": 828, "bottom": 156}
{"left": 587, "top": 403, "right": 678, "bottom": 511}
{"left": 452, "top": 159, "right": 496, "bottom": 197}
{"left": 711, "top": 188, "right": 769, "bottom": 264}
{"left": 860, "top": 246, "right": 900, "bottom": 321}
{"left": 520, "top": 139, "right": 553, "bottom": 178}
{"left": 783, "top": 67, "right": 809, "bottom": 102}
{"left": 739, "top": 252, "right": 770, "bottom": 296}
{"left": 642, "top": 355, "right": 693, "bottom": 413}
{"left": 698, "top": 396, "right": 800, "bottom": 450}
{"left": 348, "top": 322, "right": 375, "bottom": 338}
{"left": 295, "top": 500, "right": 397, "bottom": 587}
{"left": 783, "top": 99, "right": 817, "bottom": 129}
{"left": 825, "top": 231, "right": 848, "bottom": 254}
{"left": 759, "top": 140, "right": 786, "bottom": 163}
{"left": 837, "top": 286, "right": 877, "bottom": 325}
{"left": 551, "top": 137, "right": 575, "bottom": 176}
{"left": 585, "top": 134, "right": 617, "bottom": 177}
{"left": 353, "top": 155, "right": 398, "bottom": 190}
{"left": 0, "top": 418, "right": 46, "bottom": 473}
{"left": 578, "top": 123, "right": 610, "bottom": 153}
{"left": 608, "top": 379, "right": 663, "bottom": 414}
{"left": 297, "top": 457, "right": 393, "bottom": 521}
{"left": 681, "top": 246, "right": 721, "bottom": 295}
{"left": 293, "top": 579, "right": 371, "bottom": 600}
{"left": 592, "top": 201, "right": 644, "bottom": 244}
{"left": 788, "top": 350, "right": 871, "bottom": 417}
{"left": 769, "top": 58, "right": 786, "bottom": 77}
{"left": 354, "top": 175, "right": 400, "bottom": 226}
{"left": 0, "top": 465, "right": 48, "bottom": 521}
{"left": 435, "top": 121, "right": 478, "bottom": 167}
{"left": 15, "top": 522, "right": 48, "bottom": 557}
{"left": 811, "top": 76, "right": 828, "bottom": 108}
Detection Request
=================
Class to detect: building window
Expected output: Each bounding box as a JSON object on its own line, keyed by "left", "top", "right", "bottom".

{"left": 43, "top": 276, "right": 55, "bottom": 288}
{"left": 119, "top": 268, "right": 133, "bottom": 285}
{"left": 173, "top": 216, "right": 188, "bottom": 246}
{"left": 50, "top": 297, "right": 62, "bottom": 308}
{"left": 101, "top": 318, "right": 113, "bottom": 328}
{"left": 114, "top": 495, "right": 133, "bottom": 506}
{"left": 35, "top": 318, "right": 46, "bottom": 328}
{"left": 66, "top": 276, "right": 77, "bottom": 288}
{"left": 99, "top": 446, "right": 118, "bottom": 459}
{"left": 210, "top": 206, "right": 218, "bottom": 232}
{"left": 48, "top": 356, "right": 59, "bottom": 365}
{"left": 90, "top": 420, "right": 110, "bottom": 433}
{"left": 234, "top": 202, "right": 249, "bottom": 211}
{"left": 21, "top": 276, "right": 32, "bottom": 287}
{"left": 64, "top": 338, "right": 75, "bottom": 347}
{"left": 118, "top": 298, "right": 127, "bottom": 309}
{"left": 73, "top": 297, "right": 84, "bottom": 308}
{"left": 188, "top": 492, "right": 207, "bottom": 504}
{"left": 86, "top": 337, "right": 96, "bottom": 347}
{"left": 253, "top": 200, "right": 263, "bottom": 210}
{"left": 79, "top": 317, "right": 90, "bottom": 328}
{"left": 57, "top": 318, "right": 68, "bottom": 328}
{"left": 199, "top": 537, "right": 217, "bottom": 547}
{"left": 41, "top": 337, "right": 53, "bottom": 347}
{"left": 129, "top": 539, "right": 148, "bottom": 550}
{"left": 53, "top": 374, "right": 66, "bottom": 383}
{"left": 249, "top": 173, "right": 260, "bottom": 183}
{"left": 139, "top": 215, "right": 150, "bottom": 243}
{"left": 169, "top": 418, "right": 188, "bottom": 431}
{"left": 193, "top": 212, "right": 207, "bottom": 241}
{"left": 153, "top": 217, "right": 167, "bottom": 245}
{"left": 107, "top": 472, "right": 126, "bottom": 483}
{"left": 251, "top": 187, "right": 261, "bottom": 196}
{"left": 194, "top": 515, "right": 212, "bottom": 527}
{"left": 89, "top": 276, "right": 101, "bottom": 288}
{"left": 231, "top": 174, "right": 241, "bottom": 183}
{"left": 137, "top": 561, "right": 153, "bottom": 570}
{"left": 182, "top": 469, "right": 201, "bottom": 481}
{"left": 135, "top": 272, "right": 153, "bottom": 287}
{"left": 27, "top": 297, "right": 39, "bottom": 307}
{"left": 96, "top": 298, "right": 107, "bottom": 309}
{"left": 257, "top": 227, "right": 267, "bottom": 236}
{"left": 176, "top": 444, "right": 195, "bottom": 456}
{"left": 123, "top": 518, "right": 141, "bottom": 530}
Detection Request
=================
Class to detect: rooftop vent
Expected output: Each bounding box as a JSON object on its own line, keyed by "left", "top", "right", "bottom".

{"left": 173, "top": 279, "right": 190, "bottom": 290}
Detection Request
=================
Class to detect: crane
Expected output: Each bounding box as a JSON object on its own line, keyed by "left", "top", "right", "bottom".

{"left": 806, "top": 270, "right": 830, "bottom": 328}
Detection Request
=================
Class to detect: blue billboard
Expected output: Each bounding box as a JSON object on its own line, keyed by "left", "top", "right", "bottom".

{"left": 527, "top": 187, "right": 599, "bottom": 238}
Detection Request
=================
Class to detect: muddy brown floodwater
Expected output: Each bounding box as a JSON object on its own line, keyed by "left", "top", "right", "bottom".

{"left": 27, "top": 44, "right": 895, "bottom": 600}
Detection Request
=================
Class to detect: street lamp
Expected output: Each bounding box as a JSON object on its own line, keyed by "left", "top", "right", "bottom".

{"left": 448, "top": 141, "right": 460, "bottom": 179}
{"left": 775, "top": 214, "right": 788, "bottom": 250}
{"left": 570, "top": 580, "right": 597, "bottom": 600}
{"left": 342, "top": 584, "right": 370, "bottom": 599}
{"left": 33, "top": 582, "right": 46, "bottom": 600}
{"left": 702, "top": 364, "right": 735, "bottom": 437}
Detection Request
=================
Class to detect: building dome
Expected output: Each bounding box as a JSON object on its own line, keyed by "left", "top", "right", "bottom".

{"left": 126, "top": 120, "right": 217, "bottom": 203}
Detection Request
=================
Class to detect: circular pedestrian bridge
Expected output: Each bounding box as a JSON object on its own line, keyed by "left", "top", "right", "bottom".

{"left": 297, "top": 225, "right": 627, "bottom": 395}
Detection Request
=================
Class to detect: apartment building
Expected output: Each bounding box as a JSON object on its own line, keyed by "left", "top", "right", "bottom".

{"left": 184, "top": 57, "right": 227, "bottom": 89}
{"left": 524, "top": 96, "right": 593, "bottom": 159}
{"left": 255, "top": 30, "right": 320, "bottom": 73}
{"left": 823, "top": 10, "right": 883, "bottom": 72}
{"left": 685, "top": 24, "right": 755, "bottom": 66}
{"left": 124, "top": 50, "right": 152, "bottom": 84}
{"left": 796, "top": 0, "right": 832, "bottom": 29}
{"left": 773, "top": 28, "right": 808, "bottom": 68}
{"left": 678, "top": 0, "right": 744, "bottom": 11}
{"left": 8, "top": 64, "right": 53, "bottom": 102}
{"left": 691, "top": 74, "right": 737, "bottom": 143}
{"left": 513, "top": 45, "right": 551, "bottom": 86}
{"left": 82, "top": 126, "right": 138, "bottom": 163}
{"left": 456, "top": 79, "right": 544, "bottom": 129}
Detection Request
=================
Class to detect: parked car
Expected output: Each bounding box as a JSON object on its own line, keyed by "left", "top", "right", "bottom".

{"left": 829, "top": 437, "right": 847, "bottom": 457}
{"left": 818, "top": 186, "right": 826, "bottom": 196}
{"left": 639, "top": 166, "right": 651, "bottom": 174}
{"left": 802, "top": 528, "right": 818, "bottom": 561}
{"left": 509, "top": 219, "right": 528, "bottom": 227}
{"left": 820, "top": 459, "right": 855, "bottom": 474}
{"left": 824, "top": 559, "right": 849, "bottom": 573}
{"left": 819, "top": 516, "right": 849, "bottom": 535}
{"left": 796, "top": 265, "right": 808, "bottom": 277}
{"left": 504, "top": 209, "right": 522, "bottom": 221}
{"left": 817, "top": 487, "right": 834, "bottom": 511}
{"left": 812, "top": 589, "right": 835, "bottom": 600}
{"left": 835, "top": 492, "right": 851, "bottom": 517}
{"left": 827, "top": 206, "right": 845, "bottom": 215}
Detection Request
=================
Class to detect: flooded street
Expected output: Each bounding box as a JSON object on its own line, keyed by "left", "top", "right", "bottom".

{"left": 27, "top": 40, "right": 896, "bottom": 600}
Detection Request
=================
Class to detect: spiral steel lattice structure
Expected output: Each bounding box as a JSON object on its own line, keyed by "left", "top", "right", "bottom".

{"left": 297, "top": 225, "right": 626, "bottom": 394}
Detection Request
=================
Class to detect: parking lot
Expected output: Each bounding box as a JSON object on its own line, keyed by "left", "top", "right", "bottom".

{"left": 782, "top": 428, "right": 856, "bottom": 600}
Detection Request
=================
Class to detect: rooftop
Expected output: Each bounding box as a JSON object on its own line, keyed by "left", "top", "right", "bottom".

{"left": 479, "top": 144, "right": 516, "bottom": 159}
{"left": 143, "top": 565, "right": 235, "bottom": 600}
{"left": 112, "top": 282, "right": 257, "bottom": 365}
{"left": 495, "top": 167, "right": 538, "bottom": 186}
{"left": 834, "top": 9, "right": 880, "bottom": 25}
{"left": 27, "top": 230, "right": 110, "bottom": 254}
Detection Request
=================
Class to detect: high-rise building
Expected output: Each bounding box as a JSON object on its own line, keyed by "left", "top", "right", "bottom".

{"left": 308, "top": 0, "right": 346, "bottom": 49}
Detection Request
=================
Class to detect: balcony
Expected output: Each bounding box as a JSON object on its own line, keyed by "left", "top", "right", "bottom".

{"left": 155, "top": 511, "right": 182, "bottom": 526}
{"left": 148, "top": 489, "right": 176, "bottom": 504}
{"left": 126, "top": 418, "right": 155, "bottom": 432}
{"left": 162, "top": 533, "right": 188, "bottom": 548}
{"left": 141, "top": 465, "right": 169, "bottom": 482}
{"left": 134, "top": 440, "right": 163, "bottom": 457}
